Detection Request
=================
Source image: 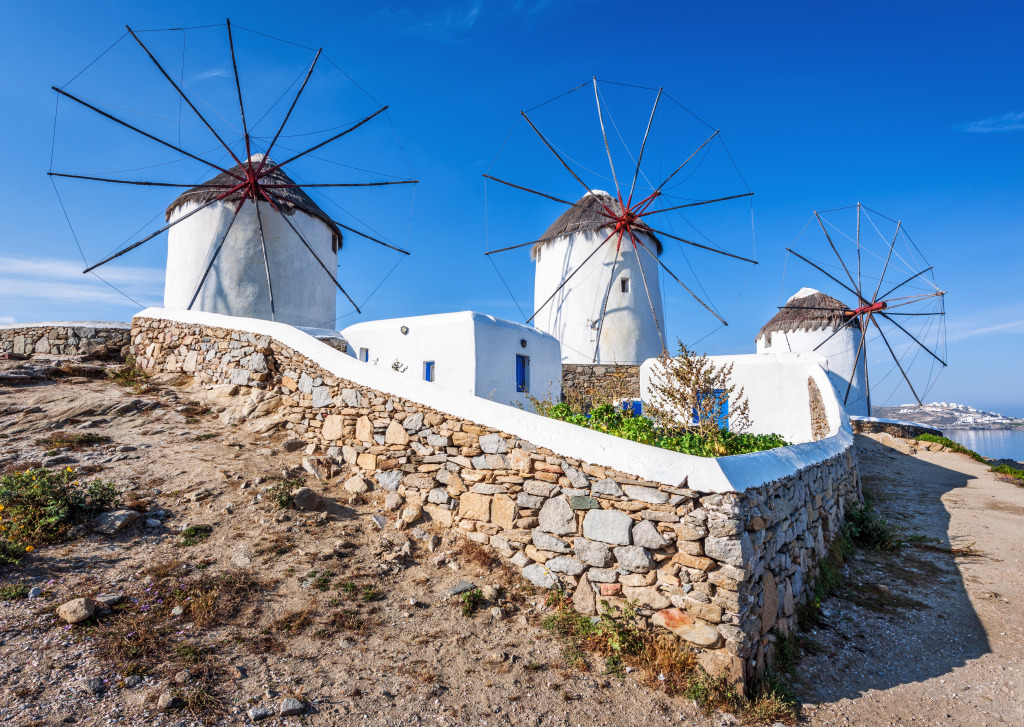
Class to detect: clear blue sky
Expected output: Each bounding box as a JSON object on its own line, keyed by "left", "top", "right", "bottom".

{"left": 1, "top": 1, "right": 1021, "bottom": 415}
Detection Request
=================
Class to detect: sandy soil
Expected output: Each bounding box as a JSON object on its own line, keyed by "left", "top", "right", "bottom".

{"left": 0, "top": 367, "right": 1021, "bottom": 726}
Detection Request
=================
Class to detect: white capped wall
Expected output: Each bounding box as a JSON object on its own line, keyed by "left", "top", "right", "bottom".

{"left": 640, "top": 352, "right": 844, "bottom": 445}
{"left": 756, "top": 326, "right": 868, "bottom": 417}
{"left": 341, "top": 311, "right": 561, "bottom": 408}
{"left": 165, "top": 200, "right": 337, "bottom": 329}
{"left": 534, "top": 227, "right": 665, "bottom": 365}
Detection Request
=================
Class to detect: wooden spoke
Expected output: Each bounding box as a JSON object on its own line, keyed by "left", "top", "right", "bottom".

{"left": 871, "top": 316, "right": 922, "bottom": 404}
{"left": 49, "top": 173, "right": 232, "bottom": 188}
{"left": 126, "top": 25, "right": 244, "bottom": 168}
{"left": 259, "top": 106, "right": 388, "bottom": 178}
{"left": 255, "top": 48, "right": 322, "bottom": 177}
{"left": 482, "top": 174, "right": 575, "bottom": 206}
{"left": 82, "top": 186, "right": 244, "bottom": 273}
{"left": 844, "top": 317, "right": 868, "bottom": 405}
{"left": 484, "top": 238, "right": 550, "bottom": 256}
{"left": 654, "top": 129, "right": 719, "bottom": 193}
{"left": 527, "top": 229, "right": 616, "bottom": 324}
{"left": 647, "top": 226, "right": 758, "bottom": 264}
{"left": 871, "top": 220, "right": 901, "bottom": 302}
{"left": 262, "top": 180, "right": 417, "bottom": 188}
{"left": 330, "top": 219, "right": 410, "bottom": 255}
{"left": 226, "top": 19, "right": 252, "bottom": 161}
{"left": 636, "top": 238, "right": 727, "bottom": 325}
{"left": 261, "top": 188, "right": 361, "bottom": 313}
{"left": 628, "top": 229, "right": 667, "bottom": 352}
{"left": 253, "top": 197, "right": 276, "bottom": 321}
{"left": 785, "top": 248, "right": 860, "bottom": 300}
{"left": 877, "top": 266, "right": 935, "bottom": 301}
{"left": 814, "top": 211, "right": 862, "bottom": 302}
{"left": 627, "top": 87, "right": 662, "bottom": 205}
{"left": 52, "top": 86, "right": 244, "bottom": 180}
{"left": 811, "top": 314, "right": 860, "bottom": 352}
{"left": 593, "top": 77, "right": 620, "bottom": 197}
{"left": 592, "top": 229, "right": 625, "bottom": 362}
{"left": 188, "top": 197, "right": 247, "bottom": 310}
{"left": 878, "top": 312, "right": 947, "bottom": 366}
{"left": 640, "top": 192, "right": 754, "bottom": 217}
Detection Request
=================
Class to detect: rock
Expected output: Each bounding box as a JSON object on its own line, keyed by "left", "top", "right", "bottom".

{"left": 291, "top": 487, "right": 321, "bottom": 511}
{"left": 355, "top": 416, "right": 373, "bottom": 442}
{"left": 591, "top": 478, "right": 624, "bottom": 498}
{"left": 517, "top": 492, "right": 544, "bottom": 509}
{"left": 622, "top": 485, "right": 669, "bottom": 504}
{"left": 248, "top": 706, "right": 274, "bottom": 721}
{"left": 401, "top": 504, "right": 423, "bottom": 524}
{"left": 279, "top": 697, "right": 304, "bottom": 716}
{"left": 511, "top": 551, "right": 530, "bottom": 568}
{"left": 704, "top": 533, "right": 753, "bottom": 566}
{"left": 173, "top": 669, "right": 192, "bottom": 684}
{"left": 94, "top": 593, "right": 123, "bottom": 608}
{"left": 384, "top": 492, "right": 403, "bottom": 511}
{"left": 521, "top": 563, "right": 557, "bottom": 589}
{"left": 561, "top": 462, "right": 590, "bottom": 490}
{"left": 370, "top": 514, "right": 387, "bottom": 530}
{"left": 427, "top": 488, "right": 451, "bottom": 505}
{"left": 538, "top": 496, "right": 576, "bottom": 536}
{"left": 448, "top": 580, "right": 476, "bottom": 595}
{"left": 545, "top": 556, "right": 585, "bottom": 575}
{"left": 344, "top": 475, "right": 370, "bottom": 494}
{"left": 631, "top": 520, "right": 668, "bottom": 549}
{"left": 621, "top": 586, "right": 671, "bottom": 610}
{"left": 282, "top": 438, "right": 306, "bottom": 453}
{"left": 231, "top": 548, "right": 253, "bottom": 568}
{"left": 377, "top": 470, "right": 403, "bottom": 492}
{"left": 490, "top": 606, "right": 504, "bottom": 621}
{"left": 761, "top": 571, "right": 778, "bottom": 634}
{"left": 82, "top": 676, "right": 105, "bottom": 695}
{"left": 652, "top": 608, "right": 721, "bottom": 647}
{"left": 57, "top": 597, "right": 96, "bottom": 624}
{"left": 573, "top": 579, "right": 597, "bottom": 615}
{"left": 586, "top": 568, "right": 619, "bottom": 583}
{"left": 458, "top": 492, "right": 491, "bottom": 522}
{"left": 484, "top": 650, "right": 507, "bottom": 664}
{"left": 322, "top": 415, "right": 345, "bottom": 441}
{"left": 568, "top": 496, "right": 600, "bottom": 510}
{"left": 171, "top": 606, "right": 184, "bottom": 616}
{"left": 574, "top": 538, "right": 613, "bottom": 567}
{"left": 385, "top": 420, "right": 410, "bottom": 445}
{"left": 27, "top": 587, "right": 43, "bottom": 599}
{"left": 491, "top": 494, "right": 519, "bottom": 530}
{"left": 402, "top": 412, "right": 424, "bottom": 432}
{"left": 479, "top": 434, "right": 508, "bottom": 454}
{"left": 582, "top": 509, "right": 633, "bottom": 545}
{"left": 91, "top": 510, "right": 138, "bottom": 535}
{"left": 145, "top": 518, "right": 161, "bottom": 528}
{"left": 532, "top": 530, "right": 572, "bottom": 553}
{"left": 157, "top": 692, "right": 182, "bottom": 711}
{"left": 302, "top": 457, "right": 332, "bottom": 481}
{"left": 613, "top": 545, "right": 654, "bottom": 573}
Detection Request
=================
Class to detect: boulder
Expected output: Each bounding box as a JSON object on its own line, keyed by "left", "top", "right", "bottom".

{"left": 582, "top": 509, "right": 633, "bottom": 545}
{"left": 631, "top": 520, "right": 668, "bottom": 549}
{"left": 613, "top": 545, "right": 654, "bottom": 573}
{"left": 574, "top": 537, "right": 613, "bottom": 567}
{"left": 537, "top": 496, "right": 576, "bottom": 536}
{"left": 57, "top": 597, "right": 96, "bottom": 624}
{"left": 292, "top": 487, "right": 321, "bottom": 511}
{"left": 91, "top": 510, "right": 138, "bottom": 535}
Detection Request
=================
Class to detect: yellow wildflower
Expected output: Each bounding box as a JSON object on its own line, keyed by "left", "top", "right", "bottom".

{"left": 25, "top": 546, "right": 34, "bottom": 552}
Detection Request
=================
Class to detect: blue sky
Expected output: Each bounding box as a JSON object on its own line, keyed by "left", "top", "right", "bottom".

{"left": 1, "top": 1, "right": 1021, "bottom": 415}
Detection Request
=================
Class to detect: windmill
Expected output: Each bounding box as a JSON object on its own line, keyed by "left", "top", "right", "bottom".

{"left": 484, "top": 78, "right": 757, "bottom": 364}
{"left": 765, "top": 204, "right": 946, "bottom": 413}
{"left": 48, "top": 20, "right": 415, "bottom": 329}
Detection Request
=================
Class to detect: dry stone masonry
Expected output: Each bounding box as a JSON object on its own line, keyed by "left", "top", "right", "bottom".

{"left": 561, "top": 363, "right": 640, "bottom": 402}
{"left": 130, "top": 314, "right": 859, "bottom": 691}
{"left": 0, "top": 323, "right": 130, "bottom": 359}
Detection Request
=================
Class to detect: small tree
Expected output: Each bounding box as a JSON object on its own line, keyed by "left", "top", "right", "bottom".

{"left": 645, "top": 340, "right": 751, "bottom": 452}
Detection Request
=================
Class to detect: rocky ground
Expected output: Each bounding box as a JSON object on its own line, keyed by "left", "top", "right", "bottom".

{"left": 0, "top": 360, "right": 1021, "bottom": 726}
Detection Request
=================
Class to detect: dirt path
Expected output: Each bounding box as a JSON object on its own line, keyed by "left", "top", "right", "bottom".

{"left": 797, "top": 435, "right": 1024, "bottom": 726}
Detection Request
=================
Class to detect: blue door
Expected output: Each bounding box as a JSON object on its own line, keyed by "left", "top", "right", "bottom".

{"left": 516, "top": 355, "right": 529, "bottom": 393}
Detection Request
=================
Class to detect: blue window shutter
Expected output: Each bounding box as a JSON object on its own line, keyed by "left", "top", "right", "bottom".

{"left": 516, "top": 355, "right": 527, "bottom": 393}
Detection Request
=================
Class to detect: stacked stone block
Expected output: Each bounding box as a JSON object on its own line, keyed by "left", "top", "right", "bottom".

{"left": 0, "top": 324, "right": 130, "bottom": 359}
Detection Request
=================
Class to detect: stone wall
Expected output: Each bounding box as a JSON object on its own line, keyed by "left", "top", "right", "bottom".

{"left": 851, "top": 418, "right": 940, "bottom": 439}
{"left": 0, "top": 323, "right": 130, "bottom": 359}
{"left": 562, "top": 363, "right": 640, "bottom": 403}
{"left": 808, "top": 377, "right": 829, "bottom": 441}
{"left": 130, "top": 314, "right": 859, "bottom": 691}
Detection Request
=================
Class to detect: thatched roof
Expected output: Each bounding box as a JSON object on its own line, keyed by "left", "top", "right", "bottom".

{"left": 532, "top": 191, "right": 662, "bottom": 260}
{"left": 757, "top": 288, "right": 859, "bottom": 344}
{"left": 165, "top": 155, "right": 342, "bottom": 245}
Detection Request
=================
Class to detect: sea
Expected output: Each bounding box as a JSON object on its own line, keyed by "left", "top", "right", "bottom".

{"left": 941, "top": 429, "right": 1024, "bottom": 463}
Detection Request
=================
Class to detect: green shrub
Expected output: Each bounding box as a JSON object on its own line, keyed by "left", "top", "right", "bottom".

{"left": 460, "top": 587, "right": 484, "bottom": 617}
{"left": 991, "top": 463, "right": 1024, "bottom": 483}
{"left": 541, "top": 402, "right": 787, "bottom": 458}
{"left": 0, "top": 583, "right": 30, "bottom": 600}
{"left": 844, "top": 498, "right": 898, "bottom": 551}
{"left": 0, "top": 467, "right": 119, "bottom": 547}
{"left": 180, "top": 525, "right": 213, "bottom": 546}
{"left": 916, "top": 434, "right": 987, "bottom": 462}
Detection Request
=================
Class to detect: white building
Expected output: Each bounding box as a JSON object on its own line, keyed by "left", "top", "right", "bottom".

{"left": 163, "top": 154, "right": 340, "bottom": 329}
{"left": 341, "top": 311, "right": 561, "bottom": 408}
{"left": 533, "top": 191, "right": 665, "bottom": 365}
{"left": 755, "top": 288, "right": 868, "bottom": 416}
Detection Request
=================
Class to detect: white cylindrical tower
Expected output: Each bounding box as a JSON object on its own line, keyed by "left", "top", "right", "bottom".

{"left": 163, "top": 155, "right": 341, "bottom": 329}
{"left": 533, "top": 191, "right": 666, "bottom": 364}
{"left": 756, "top": 287, "right": 869, "bottom": 416}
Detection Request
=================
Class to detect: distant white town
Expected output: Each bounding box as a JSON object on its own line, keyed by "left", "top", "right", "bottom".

{"left": 875, "top": 402, "right": 1024, "bottom": 430}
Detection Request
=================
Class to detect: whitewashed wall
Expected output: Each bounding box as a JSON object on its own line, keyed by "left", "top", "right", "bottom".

{"left": 341, "top": 311, "right": 561, "bottom": 408}
{"left": 165, "top": 200, "right": 337, "bottom": 329}
{"left": 756, "top": 325, "right": 867, "bottom": 417}
{"left": 534, "top": 221, "right": 665, "bottom": 365}
{"left": 640, "top": 352, "right": 844, "bottom": 445}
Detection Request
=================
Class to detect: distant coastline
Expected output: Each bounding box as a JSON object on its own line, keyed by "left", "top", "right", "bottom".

{"left": 873, "top": 402, "right": 1024, "bottom": 432}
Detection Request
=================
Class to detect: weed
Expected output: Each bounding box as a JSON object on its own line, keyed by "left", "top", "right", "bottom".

{"left": 362, "top": 585, "right": 380, "bottom": 602}
{"left": 107, "top": 356, "right": 151, "bottom": 391}
{"left": 916, "top": 433, "right": 987, "bottom": 462}
{"left": 0, "top": 467, "right": 119, "bottom": 549}
{"left": 992, "top": 463, "right": 1024, "bottom": 484}
{"left": 267, "top": 609, "right": 312, "bottom": 635}
{"left": 312, "top": 571, "right": 334, "bottom": 592}
{"left": 145, "top": 558, "right": 185, "bottom": 578}
{"left": 341, "top": 582, "right": 357, "bottom": 595}
{"left": 0, "top": 583, "right": 30, "bottom": 600}
{"left": 180, "top": 524, "right": 213, "bottom": 546}
{"left": 35, "top": 432, "right": 110, "bottom": 450}
{"left": 844, "top": 496, "right": 898, "bottom": 551}
{"left": 460, "top": 587, "right": 484, "bottom": 616}
{"left": 267, "top": 480, "right": 297, "bottom": 510}
{"left": 175, "top": 642, "right": 206, "bottom": 664}
{"left": 193, "top": 433, "right": 218, "bottom": 442}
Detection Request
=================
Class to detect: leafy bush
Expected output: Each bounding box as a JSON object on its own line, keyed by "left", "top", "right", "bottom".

{"left": 542, "top": 401, "right": 787, "bottom": 458}
{"left": 844, "top": 497, "right": 898, "bottom": 551}
{"left": 916, "top": 434, "right": 988, "bottom": 462}
{"left": 460, "top": 587, "right": 484, "bottom": 617}
{"left": 180, "top": 525, "right": 213, "bottom": 546}
{"left": 992, "top": 463, "right": 1024, "bottom": 483}
{"left": 0, "top": 467, "right": 119, "bottom": 548}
